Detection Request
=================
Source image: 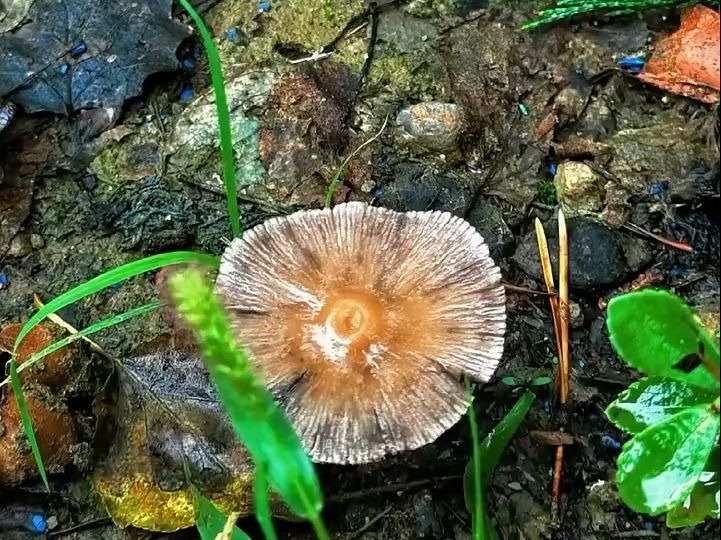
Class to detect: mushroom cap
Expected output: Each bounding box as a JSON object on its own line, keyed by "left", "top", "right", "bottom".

{"left": 215, "top": 202, "right": 505, "bottom": 464}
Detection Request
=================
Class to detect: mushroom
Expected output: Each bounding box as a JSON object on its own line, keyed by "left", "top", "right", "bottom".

{"left": 215, "top": 202, "right": 505, "bottom": 464}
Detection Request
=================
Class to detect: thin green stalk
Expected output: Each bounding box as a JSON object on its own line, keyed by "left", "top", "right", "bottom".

{"left": 177, "top": 0, "right": 241, "bottom": 237}
{"left": 309, "top": 514, "right": 332, "bottom": 540}
{"left": 254, "top": 467, "right": 279, "bottom": 540}
{"left": 1, "top": 300, "right": 163, "bottom": 388}
{"left": 466, "top": 380, "right": 485, "bottom": 540}
{"left": 9, "top": 360, "right": 49, "bottom": 491}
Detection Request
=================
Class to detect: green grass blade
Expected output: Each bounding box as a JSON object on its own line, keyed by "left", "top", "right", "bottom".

{"left": 254, "top": 467, "right": 279, "bottom": 540}
{"left": 466, "top": 380, "right": 485, "bottom": 540}
{"left": 2, "top": 301, "right": 163, "bottom": 388}
{"left": 176, "top": 0, "right": 241, "bottom": 238}
{"left": 194, "top": 489, "right": 252, "bottom": 540}
{"left": 169, "top": 268, "right": 324, "bottom": 520}
{"left": 12, "top": 251, "right": 219, "bottom": 353}
{"left": 9, "top": 359, "right": 49, "bottom": 491}
{"left": 480, "top": 390, "right": 536, "bottom": 483}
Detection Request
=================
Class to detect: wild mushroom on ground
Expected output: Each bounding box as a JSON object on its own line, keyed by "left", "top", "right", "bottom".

{"left": 215, "top": 202, "right": 506, "bottom": 464}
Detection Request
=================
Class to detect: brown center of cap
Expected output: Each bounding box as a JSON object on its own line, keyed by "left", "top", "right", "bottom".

{"left": 321, "top": 289, "right": 382, "bottom": 340}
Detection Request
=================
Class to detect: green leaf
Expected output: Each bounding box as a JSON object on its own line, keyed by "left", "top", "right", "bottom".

{"left": 8, "top": 359, "right": 49, "bottom": 491}
{"left": 531, "top": 375, "right": 552, "bottom": 386}
{"left": 12, "top": 251, "right": 219, "bottom": 353}
{"left": 254, "top": 467, "right": 279, "bottom": 540}
{"left": 606, "top": 377, "right": 718, "bottom": 435}
{"left": 607, "top": 290, "right": 719, "bottom": 391}
{"left": 176, "top": 0, "right": 240, "bottom": 238}
{"left": 465, "top": 381, "right": 485, "bottom": 540}
{"left": 666, "top": 447, "right": 720, "bottom": 528}
{"left": 169, "top": 269, "right": 324, "bottom": 520}
{"left": 1, "top": 301, "right": 164, "bottom": 388}
{"left": 194, "top": 489, "right": 251, "bottom": 540}
{"left": 616, "top": 405, "right": 720, "bottom": 515}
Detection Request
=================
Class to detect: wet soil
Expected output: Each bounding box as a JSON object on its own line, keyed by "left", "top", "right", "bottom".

{"left": 1, "top": 0, "right": 719, "bottom": 539}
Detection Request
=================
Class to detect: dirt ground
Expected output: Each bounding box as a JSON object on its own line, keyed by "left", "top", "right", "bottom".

{"left": 1, "top": 0, "right": 719, "bottom": 539}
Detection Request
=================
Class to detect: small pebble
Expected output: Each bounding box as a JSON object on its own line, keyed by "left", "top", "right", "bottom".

{"left": 81, "top": 174, "right": 97, "bottom": 190}
{"left": 179, "top": 85, "right": 193, "bottom": 102}
{"left": 30, "top": 234, "right": 44, "bottom": 249}
{"left": 8, "top": 233, "right": 32, "bottom": 258}
{"left": 45, "top": 515, "right": 58, "bottom": 530}
{"left": 601, "top": 434, "right": 621, "bottom": 450}
{"left": 508, "top": 481, "right": 524, "bottom": 492}
{"left": 69, "top": 40, "right": 87, "bottom": 58}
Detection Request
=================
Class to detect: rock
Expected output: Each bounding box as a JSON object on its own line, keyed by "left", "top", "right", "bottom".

{"left": 513, "top": 218, "right": 630, "bottom": 289}
{"left": 412, "top": 489, "right": 442, "bottom": 539}
{"left": 0, "top": 386, "right": 76, "bottom": 485}
{"left": 396, "top": 102, "right": 463, "bottom": 155}
{"left": 574, "top": 480, "right": 622, "bottom": 532}
{"left": 0, "top": 323, "right": 76, "bottom": 388}
{"left": 378, "top": 161, "right": 475, "bottom": 216}
{"left": 555, "top": 161, "right": 603, "bottom": 215}
{"left": 569, "top": 300, "right": 584, "bottom": 329}
{"left": 29, "top": 233, "right": 44, "bottom": 249}
{"left": 509, "top": 491, "right": 553, "bottom": 540}
{"left": 6, "top": 233, "right": 32, "bottom": 257}
{"left": 508, "top": 481, "right": 524, "bottom": 492}
{"left": 466, "top": 197, "right": 515, "bottom": 261}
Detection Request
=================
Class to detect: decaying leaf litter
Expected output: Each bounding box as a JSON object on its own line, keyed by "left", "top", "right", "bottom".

{"left": 0, "top": 0, "right": 719, "bottom": 538}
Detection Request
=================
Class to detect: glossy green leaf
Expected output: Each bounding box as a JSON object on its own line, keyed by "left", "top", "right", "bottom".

{"left": 616, "top": 405, "right": 720, "bottom": 515}
{"left": 606, "top": 377, "right": 718, "bottom": 435}
{"left": 170, "top": 269, "right": 324, "bottom": 520}
{"left": 607, "top": 290, "right": 719, "bottom": 391}
{"left": 666, "top": 447, "right": 720, "bottom": 528}
{"left": 194, "top": 489, "right": 251, "bottom": 540}
{"left": 255, "top": 467, "right": 279, "bottom": 540}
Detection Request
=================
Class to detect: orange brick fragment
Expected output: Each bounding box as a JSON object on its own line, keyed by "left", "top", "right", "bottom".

{"left": 638, "top": 5, "right": 720, "bottom": 103}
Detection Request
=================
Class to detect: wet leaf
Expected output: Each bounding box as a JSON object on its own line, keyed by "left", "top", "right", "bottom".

{"left": 666, "top": 447, "right": 720, "bottom": 528}
{"left": 93, "top": 350, "right": 259, "bottom": 531}
{"left": 616, "top": 405, "right": 720, "bottom": 515}
{"left": 607, "top": 290, "right": 720, "bottom": 391}
{"left": 0, "top": 0, "right": 189, "bottom": 114}
{"left": 606, "top": 377, "right": 718, "bottom": 435}
{"left": 170, "top": 269, "right": 324, "bottom": 520}
{"left": 194, "top": 489, "right": 251, "bottom": 540}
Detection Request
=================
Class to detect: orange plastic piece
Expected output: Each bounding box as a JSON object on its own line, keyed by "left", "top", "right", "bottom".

{"left": 638, "top": 5, "right": 720, "bottom": 103}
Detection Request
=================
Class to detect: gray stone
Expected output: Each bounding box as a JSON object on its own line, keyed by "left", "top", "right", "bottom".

{"left": 466, "top": 197, "right": 515, "bottom": 261}
{"left": 555, "top": 161, "right": 603, "bottom": 215}
{"left": 396, "top": 102, "right": 463, "bottom": 155}
{"left": 412, "top": 489, "right": 442, "bottom": 538}
{"left": 510, "top": 491, "right": 553, "bottom": 540}
{"left": 513, "top": 218, "right": 629, "bottom": 289}
{"left": 7, "top": 233, "right": 32, "bottom": 258}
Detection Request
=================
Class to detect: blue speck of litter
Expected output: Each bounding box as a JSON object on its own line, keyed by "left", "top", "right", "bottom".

{"left": 548, "top": 163, "right": 558, "bottom": 176}
{"left": 109, "top": 282, "right": 122, "bottom": 292}
{"left": 543, "top": 399, "right": 551, "bottom": 413}
{"left": 69, "top": 40, "right": 87, "bottom": 58}
{"left": 179, "top": 86, "right": 193, "bottom": 102}
{"left": 518, "top": 103, "right": 529, "bottom": 116}
{"left": 0, "top": 273, "right": 9, "bottom": 288}
{"left": 670, "top": 267, "right": 687, "bottom": 278}
{"left": 643, "top": 522, "right": 654, "bottom": 531}
{"left": 57, "top": 63, "right": 69, "bottom": 75}
{"left": 181, "top": 58, "right": 194, "bottom": 69}
{"left": 370, "top": 186, "right": 384, "bottom": 198}
{"left": 616, "top": 55, "right": 645, "bottom": 74}
{"left": 651, "top": 182, "right": 666, "bottom": 196}
{"left": 578, "top": 358, "right": 586, "bottom": 369}
{"left": 30, "top": 513, "right": 47, "bottom": 533}
{"left": 259, "top": 1, "right": 271, "bottom": 12}
{"left": 601, "top": 434, "right": 621, "bottom": 450}
{"left": 226, "top": 27, "right": 240, "bottom": 42}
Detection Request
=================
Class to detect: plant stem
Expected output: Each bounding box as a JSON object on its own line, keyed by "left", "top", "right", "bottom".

{"left": 176, "top": 0, "right": 241, "bottom": 238}
{"left": 309, "top": 514, "right": 332, "bottom": 540}
{"left": 466, "top": 380, "right": 485, "bottom": 540}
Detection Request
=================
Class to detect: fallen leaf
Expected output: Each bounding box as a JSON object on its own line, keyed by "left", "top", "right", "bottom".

{"left": 638, "top": 5, "right": 720, "bottom": 103}
{"left": 93, "top": 349, "right": 290, "bottom": 532}
{"left": 0, "top": 0, "right": 189, "bottom": 114}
